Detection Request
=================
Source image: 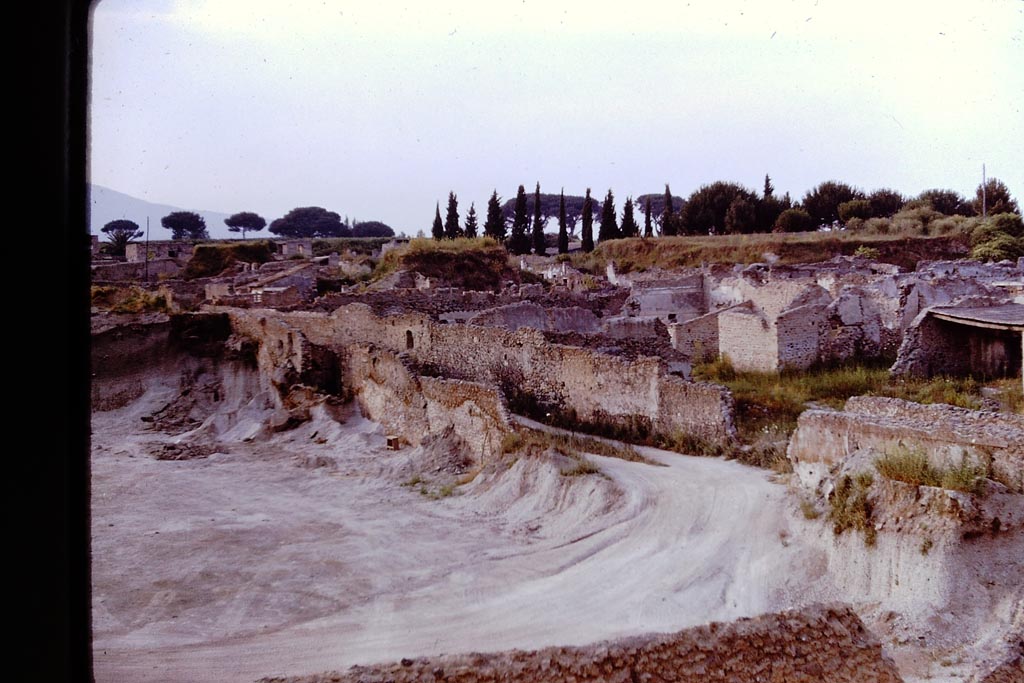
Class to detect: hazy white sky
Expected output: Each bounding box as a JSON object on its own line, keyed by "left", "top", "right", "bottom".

{"left": 90, "top": 0, "right": 1023, "bottom": 235}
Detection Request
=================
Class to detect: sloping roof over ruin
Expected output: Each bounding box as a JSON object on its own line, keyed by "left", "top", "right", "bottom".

{"left": 930, "top": 303, "right": 1024, "bottom": 331}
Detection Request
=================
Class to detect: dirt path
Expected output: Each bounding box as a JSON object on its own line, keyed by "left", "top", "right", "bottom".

{"left": 92, "top": 405, "right": 827, "bottom": 683}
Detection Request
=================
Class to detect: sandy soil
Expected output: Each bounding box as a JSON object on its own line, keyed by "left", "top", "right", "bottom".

{"left": 92, "top": 389, "right": 830, "bottom": 682}
{"left": 91, "top": 376, "right": 1022, "bottom": 683}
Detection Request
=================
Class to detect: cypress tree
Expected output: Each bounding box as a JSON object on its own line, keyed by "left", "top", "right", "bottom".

{"left": 620, "top": 196, "right": 639, "bottom": 238}
{"left": 581, "top": 188, "right": 594, "bottom": 253}
{"left": 557, "top": 189, "right": 569, "bottom": 254}
{"left": 484, "top": 190, "right": 506, "bottom": 241}
{"left": 661, "top": 184, "right": 676, "bottom": 236}
{"left": 444, "top": 191, "right": 461, "bottom": 239}
{"left": 464, "top": 202, "right": 478, "bottom": 238}
{"left": 598, "top": 189, "right": 619, "bottom": 242}
{"left": 644, "top": 197, "right": 653, "bottom": 238}
{"left": 432, "top": 202, "right": 444, "bottom": 241}
{"left": 532, "top": 182, "right": 546, "bottom": 255}
{"left": 509, "top": 184, "right": 531, "bottom": 255}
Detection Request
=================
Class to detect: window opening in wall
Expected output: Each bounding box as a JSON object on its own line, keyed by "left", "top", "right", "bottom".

{"left": 406, "top": 330, "right": 414, "bottom": 350}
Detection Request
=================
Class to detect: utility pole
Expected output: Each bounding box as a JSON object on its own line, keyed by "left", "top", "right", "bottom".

{"left": 982, "top": 164, "right": 987, "bottom": 218}
{"left": 145, "top": 216, "right": 150, "bottom": 283}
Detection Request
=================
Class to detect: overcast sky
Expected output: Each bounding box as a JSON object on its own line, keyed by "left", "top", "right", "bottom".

{"left": 90, "top": 0, "right": 1023, "bottom": 236}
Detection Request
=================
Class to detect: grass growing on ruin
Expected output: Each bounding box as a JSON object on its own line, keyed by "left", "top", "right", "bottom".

{"left": 828, "top": 472, "right": 877, "bottom": 546}
{"left": 182, "top": 240, "right": 277, "bottom": 279}
{"left": 570, "top": 232, "right": 968, "bottom": 274}
{"left": 693, "top": 357, "right": 995, "bottom": 448}
{"left": 312, "top": 237, "right": 394, "bottom": 257}
{"left": 873, "top": 446, "right": 989, "bottom": 495}
{"left": 500, "top": 427, "right": 657, "bottom": 467}
{"left": 370, "top": 237, "right": 520, "bottom": 291}
{"left": 92, "top": 285, "right": 168, "bottom": 314}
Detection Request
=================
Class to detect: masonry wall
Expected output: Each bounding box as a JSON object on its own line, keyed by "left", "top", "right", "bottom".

{"left": 220, "top": 304, "right": 736, "bottom": 443}
{"left": 893, "top": 311, "right": 1023, "bottom": 380}
{"left": 91, "top": 258, "right": 181, "bottom": 282}
{"left": 718, "top": 307, "right": 776, "bottom": 372}
{"left": 788, "top": 397, "right": 1024, "bottom": 493}
{"left": 261, "top": 604, "right": 903, "bottom": 683}
{"left": 668, "top": 308, "right": 721, "bottom": 363}
{"left": 776, "top": 303, "right": 827, "bottom": 370}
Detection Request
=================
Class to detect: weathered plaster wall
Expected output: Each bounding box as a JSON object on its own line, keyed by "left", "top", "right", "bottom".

{"left": 261, "top": 604, "right": 903, "bottom": 683}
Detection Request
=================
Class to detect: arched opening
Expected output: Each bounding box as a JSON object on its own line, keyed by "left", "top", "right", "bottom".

{"left": 406, "top": 330, "right": 414, "bottom": 350}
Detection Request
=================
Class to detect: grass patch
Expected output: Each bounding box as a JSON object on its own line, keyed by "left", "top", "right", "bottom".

{"left": 874, "top": 446, "right": 988, "bottom": 494}
{"left": 693, "top": 358, "right": 1001, "bottom": 456}
{"left": 560, "top": 459, "right": 602, "bottom": 477}
{"left": 828, "top": 472, "right": 877, "bottom": 546}
{"left": 182, "top": 240, "right": 276, "bottom": 279}
{"left": 501, "top": 427, "right": 655, "bottom": 465}
{"left": 370, "top": 237, "right": 518, "bottom": 291}
{"left": 800, "top": 499, "right": 821, "bottom": 520}
{"left": 312, "top": 237, "right": 394, "bottom": 257}
{"left": 92, "top": 285, "right": 168, "bottom": 313}
{"left": 571, "top": 232, "right": 969, "bottom": 274}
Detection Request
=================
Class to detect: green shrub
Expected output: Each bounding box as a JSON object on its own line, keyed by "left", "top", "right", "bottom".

{"left": 853, "top": 245, "right": 880, "bottom": 259}
{"left": 773, "top": 208, "right": 814, "bottom": 233}
{"left": 862, "top": 217, "right": 892, "bottom": 235}
{"left": 971, "top": 234, "right": 1024, "bottom": 262}
{"left": 838, "top": 199, "right": 872, "bottom": 222}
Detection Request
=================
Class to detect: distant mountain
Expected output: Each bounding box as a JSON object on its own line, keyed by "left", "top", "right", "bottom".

{"left": 89, "top": 185, "right": 235, "bottom": 240}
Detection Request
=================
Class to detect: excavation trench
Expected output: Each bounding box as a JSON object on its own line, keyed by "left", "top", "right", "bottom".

{"left": 90, "top": 317, "right": 1023, "bottom": 683}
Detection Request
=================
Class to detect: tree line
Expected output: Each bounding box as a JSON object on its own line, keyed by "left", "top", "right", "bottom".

{"left": 100, "top": 206, "right": 396, "bottom": 256}
{"left": 431, "top": 176, "right": 1018, "bottom": 255}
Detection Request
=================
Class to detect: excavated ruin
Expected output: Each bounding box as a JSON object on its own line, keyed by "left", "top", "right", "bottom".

{"left": 91, "top": 298, "right": 1023, "bottom": 683}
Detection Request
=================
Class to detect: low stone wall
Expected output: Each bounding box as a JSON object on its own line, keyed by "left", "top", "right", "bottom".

{"left": 91, "top": 257, "right": 181, "bottom": 282}
{"left": 465, "top": 301, "right": 600, "bottom": 334}
{"left": 788, "top": 396, "right": 1024, "bottom": 493}
{"left": 258, "top": 604, "right": 903, "bottom": 683}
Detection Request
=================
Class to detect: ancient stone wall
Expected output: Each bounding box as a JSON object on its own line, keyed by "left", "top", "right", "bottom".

{"left": 788, "top": 397, "right": 1024, "bottom": 493}
{"left": 776, "top": 303, "right": 828, "bottom": 370}
{"left": 260, "top": 604, "right": 903, "bottom": 683}
{"left": 600, "top": 315, "right": 667, "bottom": 340}
{"left": 892, "top": 298, "right": 1023, "bottom": 380}
{"left": 91, "top": 258, "right": 182, "bottom": 282}
{"left": 718, "top": 306, "right": 776, "bottom": 372}
{"left": 668, "top": 307, "right": 723, "bottom": 363}
{"left": 219, "top": 304, "right": 736, "bottom": 443}
{"left": 465, "top": 301, "right": 600, "bottom": 334}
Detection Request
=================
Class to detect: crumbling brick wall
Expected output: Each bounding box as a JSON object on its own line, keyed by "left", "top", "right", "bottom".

{"left": 258, "top": 604, "right": 903, "bottom": 683}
